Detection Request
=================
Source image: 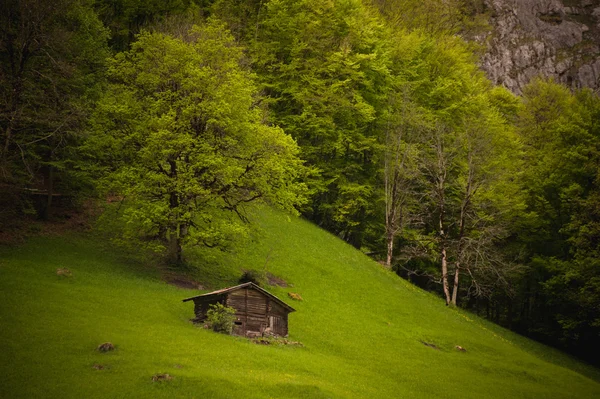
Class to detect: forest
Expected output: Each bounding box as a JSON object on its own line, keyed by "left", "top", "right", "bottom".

{"left": 1, "top": 0, "right": 599, "bottom": 366}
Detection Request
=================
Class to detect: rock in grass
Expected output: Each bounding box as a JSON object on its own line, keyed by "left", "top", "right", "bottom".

{"left": 288, "top": 292, "right": 303, "bottom": 301}
{"left": 421, "top": 341, "right": 440, "bottom": 350}
{"left": 97, "top": 342, "right": 115, "bottom": 352}
{"left": 56, "top": 268, "right": 72, "bottom": 277}
{"left": 152, "top": 373, "right": 173, "bottom": 382}
{"left": 252, "top": 336, "right": 303, "bottom": 346}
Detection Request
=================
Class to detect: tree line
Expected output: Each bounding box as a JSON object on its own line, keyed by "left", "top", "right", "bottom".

{"left": 1, "top": 0, "right": 598, "bottom": 364}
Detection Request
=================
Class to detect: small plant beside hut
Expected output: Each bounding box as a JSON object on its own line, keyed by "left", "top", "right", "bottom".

{"left": 205, "top": 303, "right": 236, "bottom": 334}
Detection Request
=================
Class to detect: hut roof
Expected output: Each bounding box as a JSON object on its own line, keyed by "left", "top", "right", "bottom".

{"left": 182, "top": 282, "right": 296, "bottom": 312}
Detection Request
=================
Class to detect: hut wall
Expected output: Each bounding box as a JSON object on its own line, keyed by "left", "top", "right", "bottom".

{"left": 268, "top": 301, "right": 289, "bottom": 336}
{"left": 192, "top": 296, "right": 223, "bottom": 321}
{"left": 226, "top": 288, "right": 269, "bottom": 337}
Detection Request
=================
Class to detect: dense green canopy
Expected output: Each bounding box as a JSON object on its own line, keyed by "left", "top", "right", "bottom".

{"left": 87, "top": 21, "right": 306, "bottom": 263}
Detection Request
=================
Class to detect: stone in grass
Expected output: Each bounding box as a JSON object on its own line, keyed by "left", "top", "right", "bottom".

{"left": 288, "top": 292, "right": 303, "bottom": 301}
{"left": 152, "top": 373, "right": 173, "bottom": 382}
{"left": 56, "top": 268, "right": 72, "bottom": 277}
{"left": 421, "top": 341, "right": 440, "bottom": 350}
{"left": 455, "top": 345, "right": 467, "bottom": 352}
{"left": 97, "top": 342, "right": 115, "bottom": 352}
{"left": 252, "top": 336, "right": 303, "bottom": 347}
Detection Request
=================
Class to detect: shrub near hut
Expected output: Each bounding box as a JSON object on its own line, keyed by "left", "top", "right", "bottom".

{"left": 205, "top": 303, "right": 236, "bottom": 334}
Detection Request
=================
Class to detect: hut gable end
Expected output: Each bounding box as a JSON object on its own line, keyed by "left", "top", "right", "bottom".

{"left": 182, "top": 282, "right": 295, "bottom": 338}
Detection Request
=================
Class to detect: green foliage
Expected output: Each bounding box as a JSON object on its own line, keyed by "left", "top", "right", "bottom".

{"left": 93, "top": 0, "right": 204, "bottom": 51}
{"left": 380, "top": 28, "right": 526, "bottom": 305}
{"left": 0, "top": 0, "right": 109, "bottom": 219}
{"left": 508, "top": 79, "right": 600, "bottom": 359}
{"left": 373, "top": 0, "right": 491, "bottom": 39}
{"left": 238, "top": 269, "right": 267, "bottom": 286}
{"left": 205, "top": 302, "right": 237, "bottom": 334}
{"left": 517, "top": 78, "right": 595, "bottom": 258}
{"left": 248, "top": 0, "right": 392, "bottom": 247}
{"left": 86, "top": 20, "right": 306, "bottom": 263}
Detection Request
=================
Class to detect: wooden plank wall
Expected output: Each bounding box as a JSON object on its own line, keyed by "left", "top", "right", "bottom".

{"left": 227, "top": 288, "right": 269, "bottom": 336}
{"left": 192, "top": 297, "right": 222, "bottom": 321}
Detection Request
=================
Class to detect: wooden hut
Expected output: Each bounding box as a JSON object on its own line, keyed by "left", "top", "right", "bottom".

{"left": 182, "top": 282, "right": 295, "bottom": 337}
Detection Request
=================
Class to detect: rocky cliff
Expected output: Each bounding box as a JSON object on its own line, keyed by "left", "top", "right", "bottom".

{"left": 480, "top": 0, "right": 600, "bottom": 93}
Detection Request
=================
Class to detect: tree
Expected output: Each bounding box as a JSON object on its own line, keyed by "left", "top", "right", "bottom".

{"left": 371, "top": 0, "right": 489, "bottom": 39}
{"left": 448, "top": 98, "right": 524, "bottom": 305}
{"left": 87, "top": 21, "right": 306, "bottom": 264}
{"left": 511, "top": 80, "right": 600, "bottom": 363}
{"left": 248, "top": 0, "right": 392, "bottom": 248}
{"left": 0, "top": 0, "right": 108, "bottom": 220}
{"left": 382, "top": 89, "right": 422, "bottom": 267}
{"left": 384, "top": 34, "right": 523, "bottom": 306}
{"left": 93, "top": 0, "right": 201, "bottom": 51}
{"left": 517, "top": 78, "right": 594, "bottom": 259}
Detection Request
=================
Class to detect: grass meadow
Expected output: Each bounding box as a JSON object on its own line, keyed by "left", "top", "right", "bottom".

{"left": 1, "top": 206, "right": 599, "bottom": 398}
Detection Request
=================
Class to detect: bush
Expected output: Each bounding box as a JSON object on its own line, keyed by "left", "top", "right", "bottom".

{"left": 205, "top": 303, "right": 236, "bottom": 334}
{"left": 239, "top": 269, "right": 267, "bottom": 286}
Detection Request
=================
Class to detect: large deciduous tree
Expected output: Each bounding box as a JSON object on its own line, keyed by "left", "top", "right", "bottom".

{"left": 88, "top": 21, "right": 306, "bottom": 264}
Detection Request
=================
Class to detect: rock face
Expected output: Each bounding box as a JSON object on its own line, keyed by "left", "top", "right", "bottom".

{"left": 480, "top": 0, "right": 600, "bottom": 93}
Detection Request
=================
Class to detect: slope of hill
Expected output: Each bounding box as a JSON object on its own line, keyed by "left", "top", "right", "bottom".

{"left": 1, "top": 207, "right": 599, "bottom": 398}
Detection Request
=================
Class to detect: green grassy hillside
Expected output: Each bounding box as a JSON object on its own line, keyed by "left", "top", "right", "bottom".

{"left": 1, "top": 207, "right": 599, "bottom": 398}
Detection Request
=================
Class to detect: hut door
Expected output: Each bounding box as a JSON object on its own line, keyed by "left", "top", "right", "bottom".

{"left": 270, "top": 315, "right": 286, "bottom": 336}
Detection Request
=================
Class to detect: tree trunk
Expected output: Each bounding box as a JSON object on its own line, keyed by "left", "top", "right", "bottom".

{"left": 437, "top": 167, "right": 450, "bottom": 305}
{"left": 168, "top": 229, "right": 183, "bottom": 265}
{"left": 433, "top": 127, "right": 451, "bottom": 305}
{"left": 441, "top": 246, "right": 451, "bottom": 305}
{"left": 2, "top": 125, "right": 12, "bottom": 167}
{"left": 42, "top": 164, "right": 54, "bottom": 220}
{"left": 451, "top": 264, "right": 459, "bottom": 305}
{"left": 166, "top": 159, "right": 184, "bottom": 264}
{"left": 386, "top": 231, "right": 394, "bottom": 268}
{"left": 451, "top": 151, "right": 474, "bottom": 306}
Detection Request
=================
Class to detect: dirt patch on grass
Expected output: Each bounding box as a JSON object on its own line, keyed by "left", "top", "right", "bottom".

{"left": 152, "top": 373, "right": 173, "bottom": 382}
{"left": 288, "top": 292, "right": 303, "bottom": 301}
{"left": 166, "top": 276, "right": 205, "bottom": 290}
{"left": 267, "top": 272, "right": 288, "bottom": 287}
{"left": 56, "top": 268, "right": 72, "bottom": 277}
{"left": 97, "top": 342, "right": 115, "bottom": 352}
